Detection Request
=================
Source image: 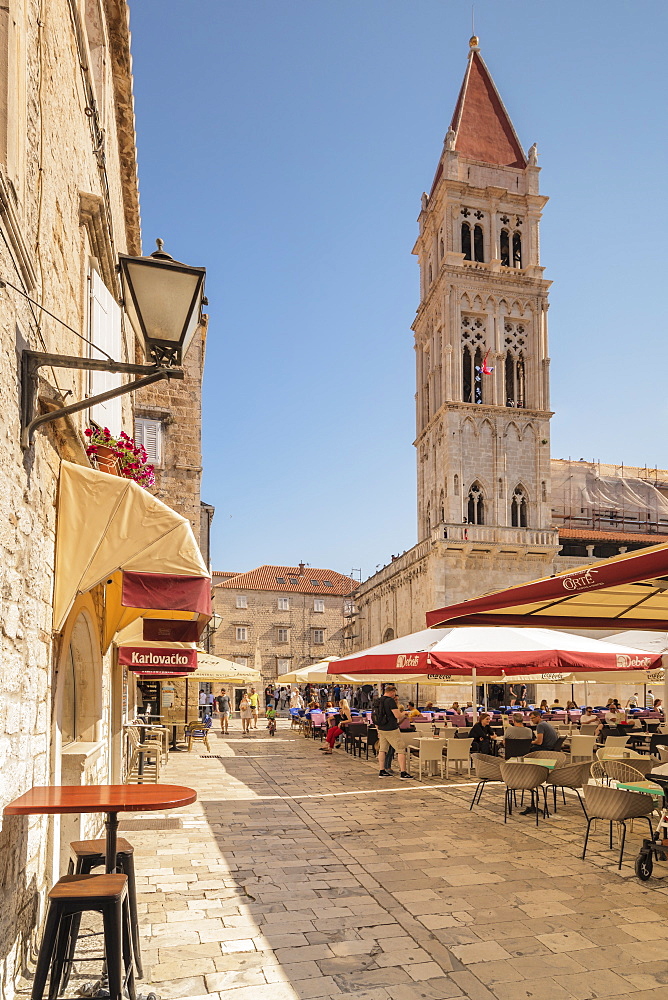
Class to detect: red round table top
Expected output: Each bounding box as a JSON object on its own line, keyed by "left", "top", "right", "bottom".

{"left": 4, "top": 784, "right": 197, "bottom": 816}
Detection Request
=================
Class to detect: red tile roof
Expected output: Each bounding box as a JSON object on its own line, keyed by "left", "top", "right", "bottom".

{"left": 215, "top": 565, "right": 357, "bottom": 596}
{"left": 450, "top": 48, "right": 526, "bottom": 169}
{"left": 559, "top": 528, "right": 668, "bottom": 545}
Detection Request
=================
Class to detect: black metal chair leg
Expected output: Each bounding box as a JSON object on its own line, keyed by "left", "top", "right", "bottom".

{"left": 122, "top": 897, "right": 137, "bottom": 1000}
{"left": 552, "top": 785, "right": 558, "bottom": 814}
{"left": 609, "top": 821, "right": 614, "bottom": 851}
{"left": 504, "top": 787, "right": 508, "bottom": 823}
{"left": 534, "top": 790, "right": 539, "bottom": 826}
{"left": 575, "top": 789, "right": 588, "bottom": 820}
{"left": 470, "top": 781, "right": 483, "bottom": 809}
{"left": 582, "top": 818, "right": 592, "bottom": 860}
{"left": 618, "top": 820, "right": 627, "bottom": 869}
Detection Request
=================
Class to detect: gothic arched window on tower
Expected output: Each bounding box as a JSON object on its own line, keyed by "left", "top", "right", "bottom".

{"left": 516, "top": 353, "right": 525, "bottom": 407}
{"left": 500, "top": 229, "right": 510, "bottom": 267}
{"left": 428, "top": 263, "right": 433, "bottom": 284}
{"left": 461, "top": 222, "right": 472, "bottom": 260}
{"left": 425, "top": 503, "right": 431, "bottom": 537}
{"left": 512, "top": 231, "right": 522, "bottom": 268}
{"left": 462, "top": 345, "right": 473, "bottom": 403}
{"left": 474, "top": 224, "right": 484, "bottom": 262}
{"left": 440, "top": 237, "right": 445, "bottom": 259}
{"left": 505, "top": 353, "right": 515, "bottom": 407}
{"left": 467, "top": 482, "right": 485, "bottom": 525}
{"left": 473, "top": 346, "right": 484, "bottom": 404}
{"left": 511, "top": 486, "right": 528, "bottom": 528}
{"left": 454, "top": 474, "right": 460, "bottom": 496}
{"left": 440, "top": 489, "right": 445, "bottom": 523}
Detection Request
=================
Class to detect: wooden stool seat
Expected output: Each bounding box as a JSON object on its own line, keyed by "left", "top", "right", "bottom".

{"left": 70, "top": 837, "right": 134, "bottom": 858}
{"left": 49, "top": 873, "right": 127, "bottom": 901}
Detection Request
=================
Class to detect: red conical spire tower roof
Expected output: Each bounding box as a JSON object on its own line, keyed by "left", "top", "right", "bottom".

{"left": 450, "top": 38, "right": 526, "bottom": 169}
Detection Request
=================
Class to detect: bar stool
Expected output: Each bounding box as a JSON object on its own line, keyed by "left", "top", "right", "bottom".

{"left": 31, "top": 874, "right": 136, "bottom": 1000}
{"left": 68, "top": 838, "right": 142, "bottom": 977}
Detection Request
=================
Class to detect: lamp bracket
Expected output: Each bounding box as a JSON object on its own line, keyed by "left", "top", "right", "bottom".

{"left": 21, "top": 350, "right": 184, "bottom": 448}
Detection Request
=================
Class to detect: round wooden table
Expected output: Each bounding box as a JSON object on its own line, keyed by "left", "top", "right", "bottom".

{"left": 4, "top": 784, "right": 197, "bottom": 873}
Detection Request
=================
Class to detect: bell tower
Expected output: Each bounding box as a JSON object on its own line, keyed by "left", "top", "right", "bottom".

{"left": 413, "top": 36, "right": 555, "bottom": 548}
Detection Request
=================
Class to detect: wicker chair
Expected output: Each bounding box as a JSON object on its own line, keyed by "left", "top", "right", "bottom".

{"left": 545, "top": 760, "right": 591, "bottom": 817}
{"left": 470, "top": 753, "right": 503, "bottom": 809}
{"left": 582, "top": 783, "right": 655, "bottom": 868}
{"left": 500, "top": 761, "right": 550, "bottom": 826}
{"left": 600, "top": 761, "right": 646, "bottom": 784}
{"left": 525, "top": 750, "right": 568, "bottom": 767}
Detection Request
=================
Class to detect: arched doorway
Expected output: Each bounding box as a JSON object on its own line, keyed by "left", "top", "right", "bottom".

{"left": 382, "top": 628, "right": 395, "bottom": 643}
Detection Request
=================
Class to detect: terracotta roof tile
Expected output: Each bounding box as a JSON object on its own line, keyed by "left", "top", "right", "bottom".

{"left": 451, "top": 49, "right": 526, "bottom": 169}
{"left": 559, "top": 528, "right": 668, "bottom": 545}
{"left": 215, "top": 565, "right": 357, "bottom": 597}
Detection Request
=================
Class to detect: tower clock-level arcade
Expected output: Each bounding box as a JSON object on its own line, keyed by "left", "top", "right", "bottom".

{"left": 353, "top": 37, "right": 560, "bottom": 649}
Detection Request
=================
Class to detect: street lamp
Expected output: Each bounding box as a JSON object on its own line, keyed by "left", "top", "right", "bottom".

{"left": 119, "top": 240, "right": 206, "bottom": 366}
{"left": 17, "top": 240, "right": 206, "bottom": 447}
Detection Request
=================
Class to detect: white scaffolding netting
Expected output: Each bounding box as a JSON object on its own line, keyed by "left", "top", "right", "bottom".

{"left": 551, "top": 462, "right": 668, "bottom": 528}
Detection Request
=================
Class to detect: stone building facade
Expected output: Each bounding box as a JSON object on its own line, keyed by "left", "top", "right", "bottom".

{"left": 0, "top": 4, "right": 208, "bottom": 997}
{"left": 213, "top": 565, "right": 357, "bottom": 682}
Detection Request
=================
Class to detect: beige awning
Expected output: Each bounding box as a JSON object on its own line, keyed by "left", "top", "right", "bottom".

{"left": 54, "top": 462, "right": 210, "bottom": 649}
{"left": 190, "top": 654, "right": 262, "bottom": 684}
{"left": 277, "top": 658, "right": 346, "bottom": 684}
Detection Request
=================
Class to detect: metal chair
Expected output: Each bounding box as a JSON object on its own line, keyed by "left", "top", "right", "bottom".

{"left": 545, "top": 760, "right": 591, "bottom": 817}
{"left": 186, "top": 717, "right": 212, "bottom": 752}
{"left": 470, "top": 753, "right": 502, "bottom": 809}
{"left": 500, "top": 761, "right": 550, "bottom": 826}
{"left": 582, "top": 783, "right": 655, "bottom": 868}
{"left": 525, "top": 750, "right": 568, "bottom": 767}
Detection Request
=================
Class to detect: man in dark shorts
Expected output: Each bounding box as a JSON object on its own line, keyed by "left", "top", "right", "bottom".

{"left": 372, "top": 684, "right": 413, "bottom": 780}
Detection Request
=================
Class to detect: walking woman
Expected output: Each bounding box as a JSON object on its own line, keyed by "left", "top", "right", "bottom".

{"left": 240, "top": 691, "right": 253, "bottom": 735}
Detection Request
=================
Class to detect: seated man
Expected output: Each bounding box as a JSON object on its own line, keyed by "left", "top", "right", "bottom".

{"left": 529, "top": 710, "right": 560, "bottom": 751}
{"left": 406, "top": 702, "right": 422, "bottom": 718}
{"left": 503, "top": 713, "right": 534, "bottom": 759}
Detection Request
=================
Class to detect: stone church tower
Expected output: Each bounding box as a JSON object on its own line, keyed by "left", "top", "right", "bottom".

{"left": 352, "top": 38, "right": 560, "bottom": 648}
{"left": 414, "top": 35, "right": 553, "bottom": 543}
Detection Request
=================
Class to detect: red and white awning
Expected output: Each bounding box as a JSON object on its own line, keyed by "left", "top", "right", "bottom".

{"left": 327, "top": 625, "right": 661, "bottom": 680}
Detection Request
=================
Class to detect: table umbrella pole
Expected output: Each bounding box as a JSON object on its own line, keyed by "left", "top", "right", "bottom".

{"left": 472, "top": 667, "right": 478, "bottom": 724}
{"left": 662, "top": 654, "right": 668, "bottom": 721}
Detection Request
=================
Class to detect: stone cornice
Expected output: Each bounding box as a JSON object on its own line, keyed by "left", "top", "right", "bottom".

{"left": 103, "top": 0, "right": 141, "bottom": 255}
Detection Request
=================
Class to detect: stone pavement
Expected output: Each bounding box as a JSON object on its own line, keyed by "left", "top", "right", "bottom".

{"left": 65, "top": 721, "right": 668, "bottom": 998}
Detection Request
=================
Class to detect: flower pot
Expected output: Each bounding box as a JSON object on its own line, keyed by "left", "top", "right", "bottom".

{"left": 92, "top": 445, "right": 119, "bottom": 475}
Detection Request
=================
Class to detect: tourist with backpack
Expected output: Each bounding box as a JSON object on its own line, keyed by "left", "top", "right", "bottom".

{"left": 372, "top": 684, "right": 413, "bottom": 780}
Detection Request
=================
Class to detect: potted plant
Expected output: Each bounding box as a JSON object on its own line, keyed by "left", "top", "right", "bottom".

{"left": 84, "top": 427, "right": 156, "bottom": 488}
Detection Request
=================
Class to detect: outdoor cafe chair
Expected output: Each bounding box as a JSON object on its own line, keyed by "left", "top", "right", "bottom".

{"left": 525, "top": 750, "right": 568, "bottom": 767}
{"left": 343, "top": 722, "right": 367, "bottom": 756}
{"left": 580, "top": 724, "right": 600, "bottom": 736}
{"left": 602, "top": 735, "right": 631, "bottom": 751}
{"left": 503, "top": 738, "right": 533, "bottom": 760}
{"left": 599, "top": 760, "right": 647, "bottom": 784}
{"left": 444, "top": 737, "right": 473, "bottom": 778}
{"left": 545, "top": 760, "right": 591, "bottom": 818}
{"left": 124, "top": 726, "right": 161, "bottom": 783}
{"left": 410, "top": 738, "right": 447, "bottom": 780}
{"left": 500, "top": 761, "right": 550, "bottom": 826}
{"left": 309, "top": 712, "right": 327, "bottom": 741}
{"left": 470, "top": 753, "right": 502, "bottom": 809}
{"left": 582, "top": 783, "right": 655, "bottom": 869}
{"left": 570, "top": 734, "right": 596, "bottom": 762}
{"left": 186, "top": 717, "right": 212, "bottom": 753}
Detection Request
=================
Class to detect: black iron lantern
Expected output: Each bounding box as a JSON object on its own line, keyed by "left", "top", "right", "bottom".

{"left": 119, "top": 240, "right": 206, "bottom": 366}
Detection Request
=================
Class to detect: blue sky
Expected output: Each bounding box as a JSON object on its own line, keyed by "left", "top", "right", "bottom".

{"left": 129, "top": 0, "right": 668, "bottom": 580}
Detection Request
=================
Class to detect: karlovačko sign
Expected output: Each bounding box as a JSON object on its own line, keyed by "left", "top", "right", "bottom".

{"left": 118, "top": 646, "right": 197, "bottom": 675}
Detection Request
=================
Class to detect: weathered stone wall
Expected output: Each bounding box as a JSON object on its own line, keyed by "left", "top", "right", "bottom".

{"left": 0, "top": 2, "right": 139, "bottom": 995}
{"left": 134, "top": 318, "right": 207, "bottom": 537}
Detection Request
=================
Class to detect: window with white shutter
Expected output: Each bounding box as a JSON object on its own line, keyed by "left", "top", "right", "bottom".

{"left": 134, "top": 417, "right": 163, "bottom": 466}
{"left": 89, "top": 269, "right": 122, "bottom": 434}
